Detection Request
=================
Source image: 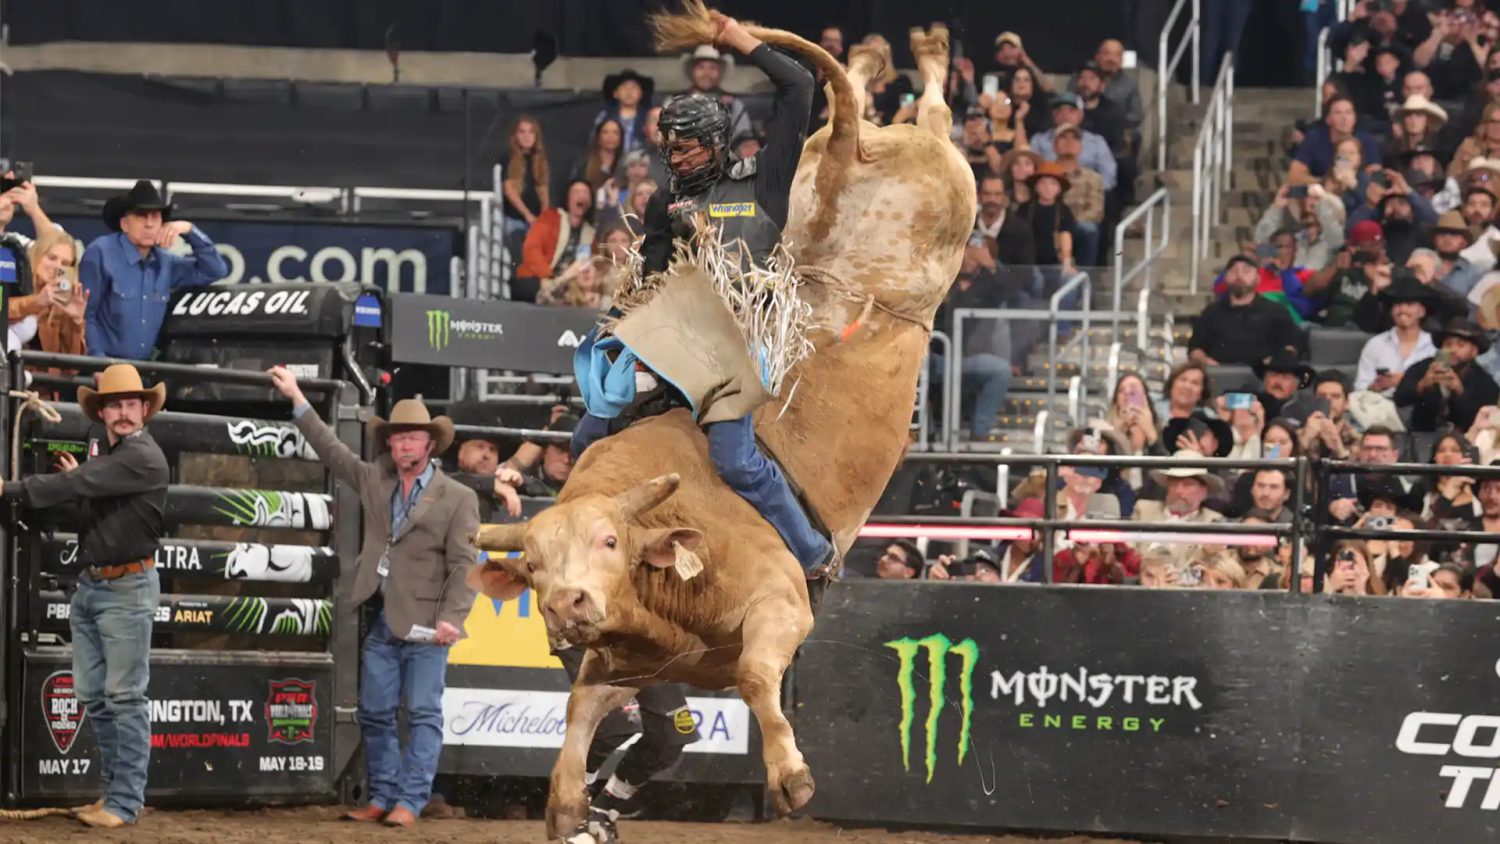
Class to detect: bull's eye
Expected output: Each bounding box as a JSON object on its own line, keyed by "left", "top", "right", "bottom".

{"left": 604, "top": 536, "right": 618, "bottom": 549}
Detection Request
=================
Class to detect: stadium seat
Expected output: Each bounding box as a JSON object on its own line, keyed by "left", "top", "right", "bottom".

{"left": 1308, "top": 327, "right": 1370, "bottom": 365}
{"left": 1206, "top": 365, "right": 1255, "bottom": 393}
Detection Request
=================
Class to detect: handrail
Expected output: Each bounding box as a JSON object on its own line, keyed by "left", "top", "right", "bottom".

{"left": 929, "top": 330, "right": 954, "bottom": 452}
{"left": 1032, "top": 409, "right": 1050, "bottom": 455}
{"left": 1046, "top": 271, "right": 1091, "bottom": 402}
{"left": 1136, "top": 286, "right": 1152, "bottom": 355}
{"left": 1067, "top": 375, "right": 1082, "bottom": 426}
{"left": 1314, "top": 26, "right": 1331, "bottom": 113}
{"left": 13, "top": 350, "right": 348, "bottom": 394}
{"left": 1156, "top": 0, "right": 1203, "bottom": 171}
{"left": 1111, "top": 186, "right": 1171, "bottom": 328}
{"left": 1106, "top": 341, "right": 1123, "bottom": 400}
{"left": 33, "top": 176, "right": 161, "bottom": 192}
{"left": 996, "top": 446, "right": 1013, "bottom": 509}
{"left": 1189, "top": 51, "right": 1235, "bottom": 292}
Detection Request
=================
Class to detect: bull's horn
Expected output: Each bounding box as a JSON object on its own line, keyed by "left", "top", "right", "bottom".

{"left": 615, "top": 473, "right": 682, "bottom": 521}
{"left": 472, "top": 523, "right": 526, "bottom": 552}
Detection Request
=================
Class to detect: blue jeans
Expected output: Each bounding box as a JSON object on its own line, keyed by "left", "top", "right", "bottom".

{"left": 71, "top": 568, "right": 160, "bottom": 823}
{"left": 1201, "top": 0, "right": 1253, "bottom": 84}
{"left": 965, "top": 353, "right": 1013, "bottom": 436}
{"left": 1073, "top": 221, "right": 1101, "bottom": 267}
{"left": 573, "top": 412, "right": 831, "bottom": 571}
{"left": 358, "top": 613, "right": 450, "bottom": 815}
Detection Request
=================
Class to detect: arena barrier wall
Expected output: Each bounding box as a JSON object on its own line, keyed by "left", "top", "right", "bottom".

{"left": 794, "top": 579, "right": 1500, "bottom": 844}
{"left": 1, "top": 353, "right": 364, "bottom": 806}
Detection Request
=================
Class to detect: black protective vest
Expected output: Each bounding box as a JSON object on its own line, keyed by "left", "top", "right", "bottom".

{"left": 666, "top": 158, "right": 781, "bottom": 268}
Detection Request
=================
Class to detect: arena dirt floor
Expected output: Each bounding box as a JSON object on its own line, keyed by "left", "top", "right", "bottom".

{"left": 6, "top": 806, "right": 1147, "bottom": 844}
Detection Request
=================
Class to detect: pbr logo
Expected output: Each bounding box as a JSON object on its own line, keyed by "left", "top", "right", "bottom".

{"left": 886, "top": 633, "right": 979, "bottom": 783}
{"left": 42, "top": 670, "right": 86, "bottom": 755}
{"left": 266, "top": 679, "right": 318, "bottom": 744}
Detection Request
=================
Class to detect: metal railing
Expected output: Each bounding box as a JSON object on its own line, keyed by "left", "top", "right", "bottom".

{"left": 1313, "top": 0, "right": 1356, "bottom": 114}
{"left": 1110, "top": 186, "right": 1171, "bottom": 331}
{"left": 1157, "top": 0, "right": 1202, "bottom": 171}
{"left": 864, "top": 452, "right": 1308, "bottom": 587}
{"left": 1189, "top": 51, "right": 1235, "bottom": 292}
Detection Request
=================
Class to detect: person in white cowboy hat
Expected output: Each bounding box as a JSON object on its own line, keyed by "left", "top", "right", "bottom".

{"left": 78, "top": 179, "right": 228, "bottom": 360}
{"left": 2, "top": 363, "right": 169, "bottom": 828}
{"left": 1387, "top": 94, "right": 1447, "bottom": 158}
{"left": 268, "top": 366, "right": 479, "bottom": 829}
{"left": 1132, "top": 449, "right": 1226, "bottom": 568}
{"left": 681, "top": 43, "right": 752, "bottom": 142}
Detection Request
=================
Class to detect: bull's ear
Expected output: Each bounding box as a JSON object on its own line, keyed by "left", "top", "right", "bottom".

{"left": 638, "top": 527, "right": 705, "bottom": 569}
{"left": 472, "top": 522, "right": 526, "bottom": 552}
{"left": 466, "top": 556, "right": 529, "bottom": 600}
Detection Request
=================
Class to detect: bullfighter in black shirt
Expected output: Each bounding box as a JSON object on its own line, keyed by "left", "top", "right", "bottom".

{"left": 3, "top": 364, "right": 169, "bottom": 828}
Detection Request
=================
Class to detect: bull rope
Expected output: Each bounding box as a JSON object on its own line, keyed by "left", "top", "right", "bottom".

{"left": 2, "top": 388, "right": 83, "bottom": 823}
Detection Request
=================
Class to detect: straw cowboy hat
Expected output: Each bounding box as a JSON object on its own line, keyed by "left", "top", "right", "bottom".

{"left": 1466, "top": 157, "right": 1500, "bottom": 185}
{"left": 1149, "top": 449, "right": 1227, "bottom": 496}
{"left": 1429, "top": 209, "right": 1474, "bottom": 240}
{"left": 1396, "top": 94, "right": 1448, "bottom": 127}
{"left": 367, "top": 399, "right": 455, "bottom": 454}
{"left": 78, "top": 364, "right": 166, "bottom": 422}
{"left": 102, "top": 180, "right": 172, "bottom": 233}
{"left": 683, "top": 44, "right": 732, "bottom": 77}
{"left": 1479, "top": 283, "right": 1500, "bottom": 330}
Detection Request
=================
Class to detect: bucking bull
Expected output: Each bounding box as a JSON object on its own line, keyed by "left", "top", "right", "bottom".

{"left": 468, "top": 3, "right": 975, "bottom": 838}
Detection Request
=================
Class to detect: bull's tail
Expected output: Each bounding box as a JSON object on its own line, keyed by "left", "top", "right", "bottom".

{"left": 649, "top": 0, "right": 859, "bottom": 167}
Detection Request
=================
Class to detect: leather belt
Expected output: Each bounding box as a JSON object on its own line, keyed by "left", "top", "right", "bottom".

{"left": 88, "top": 558, "right": 155, "bottom": 580}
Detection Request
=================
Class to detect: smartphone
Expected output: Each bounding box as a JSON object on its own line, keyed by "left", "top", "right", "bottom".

{"left": 1255, "top": 242, "right": 1279, "bottom": 260}
{"left": 968, "top": 231, "right": 985, "bottom": 248}
{"left": 1225, "top": 392, "right": 1255, "bottom": 410}
{"left": 1372, "top": 171, "right": 1391, "bottom": 188}
{"left": 575, "top": 243, "right": 591, "bottom": 263}
{"left": 0, "top": 160, "right": 31, "bottom": 193}
{"left": 981, "top": 74, "right": 1001, "bottom": 97}
{"left": 1406, "top": 561, "right": 1439, "bottom": 591}
{"left": 900, "top": 92, "right": 916, "bottom": 108}
{"left": 1179, "top": 564, "right": 1203, "bottom": 587}
{"left": 1288, "top": 185, "right": 1309, "bottom": 200}
{"left": 1375, "top": 367, "right": 1390, "bottom": 376}
{"left": 1266, "top": 444, "right": 1283, "bottom": 459}
{"left": 1435, "top": 348, "right": 1454, "bottom": 368}
{"left": 1313, "top": 397, "right": 1332, "bottom": 418}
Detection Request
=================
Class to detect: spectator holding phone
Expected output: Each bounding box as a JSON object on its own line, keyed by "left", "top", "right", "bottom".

{"left": 0, "top": 162, "right": 58, "bottom": 246}
{"left": 1106, "top": 373, "right": 1163, "bottom": 460}
{"left": 1300, "top": 371, "right": 1360, "bottom": 459}
{"left": 1396, "top": 317, "right": 1500, "bottom": 431}
{"left": 1324, "top": 541, "right": 1374, "bottom": 595}
{"left": 1414, "top": 7, "right": 1485, "bottom": 102}
{"left": 1191, "top": 551, "right": 1250, "bottom": 590}
{"left": 1417, "top": 431, "right": 1482, "bottom": 526}
{"left": 10, "top": 227, "right": 88, "bottom": 356}
{"left": 1289, "top": 96, "right": 1383, "bottom": 184}
{"left": 1254, "top": 182, "right": 1345, "bottom": 272}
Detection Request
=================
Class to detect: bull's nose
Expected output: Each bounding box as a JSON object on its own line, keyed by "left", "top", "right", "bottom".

{"left": 544, "top": 589, "right": 593, "bottom": 628}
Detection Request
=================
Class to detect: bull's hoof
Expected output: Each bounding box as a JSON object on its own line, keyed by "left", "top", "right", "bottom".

{"left": 770, "top": 765, "right": 817, "bottom": 816}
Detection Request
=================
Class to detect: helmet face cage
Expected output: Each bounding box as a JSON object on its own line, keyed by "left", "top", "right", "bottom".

{"left": 658, "top": 94, "right": 731, "bottom": 196}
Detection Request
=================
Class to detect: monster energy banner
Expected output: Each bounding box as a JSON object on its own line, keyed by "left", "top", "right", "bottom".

{"left": 388, "top": 293, "right": 597, "bottom": 373}
{"left": 35, "top": 405, "right": 315, "bottom": 461}
{"left": 38, "top": 592, "right": 332, "bottom": 637}
{"left": 20, "top": 649, "right": 335, "bottom": 801}
{"left": 794, "top": 581, "right": 1500, "bottom": 843}
{"left": 39, "top": 535, "right": 338, "bottom": 583}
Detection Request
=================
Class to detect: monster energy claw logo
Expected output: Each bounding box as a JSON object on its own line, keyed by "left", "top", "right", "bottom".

{"left": 886, "top": 633, "right": 979, "bottom": 783}
{"left": 426, "top": 309, "right": 451, "bottom": 350}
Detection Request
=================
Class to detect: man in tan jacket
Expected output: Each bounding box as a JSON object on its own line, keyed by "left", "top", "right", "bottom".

{"left": 269, "top": 366, "right": 479, "bottom": 829}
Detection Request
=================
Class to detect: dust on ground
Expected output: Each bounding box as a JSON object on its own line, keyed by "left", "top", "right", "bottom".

{"left": 5, "top": 806, "right": 1150, "bottom": 844}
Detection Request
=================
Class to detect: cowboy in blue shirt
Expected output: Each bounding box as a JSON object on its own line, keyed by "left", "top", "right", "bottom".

{"left": 79, "top": 180, "right": 228, "bottom": 359}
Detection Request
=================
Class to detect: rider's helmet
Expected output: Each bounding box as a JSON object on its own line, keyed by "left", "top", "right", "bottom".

{"left": 656, "top": 93, "right": 731, "bottom": 196}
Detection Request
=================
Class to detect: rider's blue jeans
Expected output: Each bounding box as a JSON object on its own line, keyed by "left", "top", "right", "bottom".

{"left": 573, "top": 412, "right": 831, "bottom": 570}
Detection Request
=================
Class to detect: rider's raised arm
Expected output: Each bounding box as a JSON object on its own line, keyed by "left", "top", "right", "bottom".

{"left": 743, "top": 44, "right": 813, "bottom": 230}
{"left": 639, "top": 187, "right": 675, "bottom": 275}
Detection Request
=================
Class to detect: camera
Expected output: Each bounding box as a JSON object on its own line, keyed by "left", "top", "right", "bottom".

{"left": 1367, "top": 515, "right": 1394, "bottom": 530}
{"left": 0, "top": 160, "right": 33, "bottom": 194}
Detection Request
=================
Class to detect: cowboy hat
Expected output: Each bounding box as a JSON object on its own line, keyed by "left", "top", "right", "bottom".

{"left": 1027, "top": 160, "right": 1072, "bottom": 193}
{"left": 1252, "top": 347, "right": 1317, "bottom": 389}
{"left": 1466, "top": 157, "right": 1500, "bottom": 184}
{"left": 1053, "top": 122, "right": 1083, "bottom": 141}
{"left": 998, "top": 148, "right": 1044, "bottom": 180}
{"left": 366, "top": 398, "right": 455, "bottom": 454}
{"left": 1429, "top": 209, "right": 1473, "bottom": 239}
{"left": 1082, "top": 493, "right": 1121, "bottom": 520}
{"left": 1434, "top": 317, "right": 1493, "bottom": 354}
{"left": 1162, "top": 413, "right": 1234, "bottom": 458}
{"left": 1149, "top": 449, "right": 1227, "bottom": 496}
{"left": 78, "top": 364, "right": 167, "bottom": 423}
{"left": 601, "top": 68, "right": 655, "bottom": 104}
{"left": 1357, "top": 474, "right": 1412, "bottom": 511}
{"left": 683, "top": 44, "right": 732, "bottom": 77}
{"left": 102, "top": 180, "right": 172, "bottom": 233}
{"left": 1396, "top": 94, "right": 1448, "bottom": 127}
{"left": 994, "top": 31, "right": 1023, "bottom": 49}
{"left": 1480, "top": 283, "right": 1500, "bottom": 330}
{"left": 1379, "top": 271, "right": 1441, "bottom": 308}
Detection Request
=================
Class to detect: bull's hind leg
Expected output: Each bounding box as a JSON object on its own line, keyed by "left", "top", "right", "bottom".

{"left": 546, "top": 657, "right": 635, "bottom": 840}
{"left": 845, "top": 35, "right": 891, "bottom": 104}
{"left": 910, "top": 25, "right": 954, "bottom": 140}
{"left": 738, "top": 594, "right": 815, "bottom": 815}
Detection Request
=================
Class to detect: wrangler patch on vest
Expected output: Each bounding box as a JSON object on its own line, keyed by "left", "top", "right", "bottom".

{"left": 708, "top": 202, "right": 755, "bottom": 218}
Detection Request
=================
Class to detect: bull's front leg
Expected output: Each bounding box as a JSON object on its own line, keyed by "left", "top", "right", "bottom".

{"left": 737, "top": 595, "right": 816, "bottom": 816}
{"left": 547, "top": 658, "right": 635, "bottom": 840}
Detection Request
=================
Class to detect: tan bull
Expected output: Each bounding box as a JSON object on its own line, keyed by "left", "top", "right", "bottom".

{"left": 469, "top": 3, "right": 975, "bottom": 838}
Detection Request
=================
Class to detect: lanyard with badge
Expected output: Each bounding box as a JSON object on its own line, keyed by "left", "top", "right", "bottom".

{"left": 378, "top": 478, "right": 423, "bottom": 579}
